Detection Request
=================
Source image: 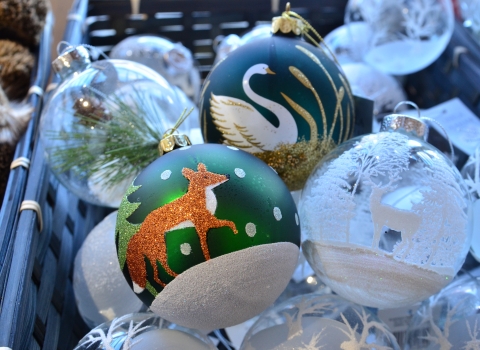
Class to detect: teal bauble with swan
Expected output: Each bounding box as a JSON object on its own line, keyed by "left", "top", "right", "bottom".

{"left": 200, "top": 16, "right": 355, "bottom": 191}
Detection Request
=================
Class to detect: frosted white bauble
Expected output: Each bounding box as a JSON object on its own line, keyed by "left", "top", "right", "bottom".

{"left": 345, "top": 0, "right": 454, "bottom": 75}
{"left": 462, "top": 147, "right": 480, "bottom": 262}
{"left": 73, "top": 211, "right": 143, "bottom": 328}
{"left": 131, "top": 329, "right": 214, "bottom": 350}
{"left": 341, "top": 62, "right": 407, "bottom": 116}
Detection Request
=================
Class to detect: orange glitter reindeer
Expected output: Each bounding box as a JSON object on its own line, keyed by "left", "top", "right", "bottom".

{"left": 126, "top": 163, "right": 238, "bottom": 293}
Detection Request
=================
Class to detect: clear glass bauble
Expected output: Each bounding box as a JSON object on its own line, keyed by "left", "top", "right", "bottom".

{"left": 40, "top": 56, "right": 194, "bottom": 208}
{"left": 323, "top": 23, "right": 371, "bottom": 65}
{"left": 109, "top": 35, "right": 201, "bottom": 102}
{"left": 345, "top": 0, "right": 455, "bottom": 75}
{"left": 73, "top": 211, "right": 143, "bottom": 328}
{"left": 341, "top": 62, "right": 407, "bottom": 116}
{"left": 462, "top": 147, "right": 480, "bottom": 262}
{"left": 404, "top": 273, "right": 480, "bottom": 349}
{"left": 74, "top": 312, "right": 217, "bottom": 350}
{"left": 299, "top": 115, "right": 472, "bottom": 309}
{"left": 460, "top": 0, "right": 480, "bottom": 42}
{"left": 240, "top": 293, "right": 400, "bottom": 350}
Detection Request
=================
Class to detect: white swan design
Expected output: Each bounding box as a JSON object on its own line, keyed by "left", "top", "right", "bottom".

{"left": 210, "top": 63, "right": 298, "bottom": 152}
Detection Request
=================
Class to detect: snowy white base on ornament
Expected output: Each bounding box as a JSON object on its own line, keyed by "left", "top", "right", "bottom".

{"left": 151, "top": 242, "right": 299, "bottom": 331}
{"left": 73, "top": 211, "right": 143, "bottom": 328}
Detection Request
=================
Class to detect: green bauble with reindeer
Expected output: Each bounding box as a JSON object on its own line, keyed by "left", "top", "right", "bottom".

{"left": 200, "top": 13, "right": 355, "bottom": 191}
{"left": 116, "top": 143, "right": 300, "bottom": 330}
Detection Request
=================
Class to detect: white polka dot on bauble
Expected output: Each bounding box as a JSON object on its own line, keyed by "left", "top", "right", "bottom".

{"left": 179, "top": 146, "right": 191, "bottom": 151}
{"left": 180, "top": 243, "right": 192, "bottom": 255}
{"left": 161, "top": 170, "right": 172, "bottom": 180}
{"left": 295, "top": 213, "right": 299, "bottom": 225}
{"left": 273, "top": 207, "right": 282, "bottom": 221}
{"left": 227, "top": 146, "right": 239, "bottom": 151}
{"left": 234, "top": 168, "right": 246, "bottom": 178}
{"left": 245, "top": 223, "right": 256, "bottom": 237}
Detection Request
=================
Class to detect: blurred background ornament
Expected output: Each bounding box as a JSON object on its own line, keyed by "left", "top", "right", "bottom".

{"left": 241, "top": 293, "right": 400, "bottom": 350}
{"left": 462, "top": 146, "right": 480, "bottom": 262}
{"left": 116, "top": 143, "right": 300, "bottom": 330}
{"left": 323, "top": 23, "right": 371, "bottom": 65}
{"left": 460, "top": 0, "right": 480, "bottom": 42}
{"left": 341, "top": 62, "right": 407, "bottom": 118}
{"left": 213, "top": 24, "right": 273, "bottom": 65}
{"left": 404, "top": 272, "right": 480, "bottom": 349}
{"left": 74, "top": 312, "right": 217, "bottom": 350}
{"left": 201, "top": 7, "right": 355, "bottom": 191}
{"left": 345, "top": 0, "right": 455, "bottom": 75}
{"left": 109, "top": 35, "right": 201, "bottom": 102}
{"left": 40, "top": 45, "right": 196, "bottom": 207}
{"left": 73, "top": 211, "right": 144, "bottom": 328}
{"left": 300, "top": 111, "right": 472, "bottom": 309}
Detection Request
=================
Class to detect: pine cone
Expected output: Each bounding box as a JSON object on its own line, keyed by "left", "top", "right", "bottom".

{"left": 0, "top": 39, "right": 34, "bottom": 100}
{"left": 0, "top": 0, "right": 49, "bottom": 47}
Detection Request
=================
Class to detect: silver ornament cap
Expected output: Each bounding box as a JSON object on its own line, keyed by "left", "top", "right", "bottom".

{"left": 52, "top": 45, "right": 91, "bottom": 80}
{"left": 381, "top": 114, "right": 429, "bottom": 141}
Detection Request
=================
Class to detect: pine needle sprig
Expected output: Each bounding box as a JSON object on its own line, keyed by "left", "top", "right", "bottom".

{"left": 46, "top": 86, "right": 176, "bottom": 188}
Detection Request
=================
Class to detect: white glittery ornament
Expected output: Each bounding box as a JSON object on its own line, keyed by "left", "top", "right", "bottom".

{"left": 405, "top": 273, "right": 480, "bottom": 349}
{"left": 345, "top": 0, "right": 454, "bottom": 75}
{"left": 341, "top": 62, "right": 407, "bottom": 116}
{"left": 299, "top": 114, "right": 472, "bottom": 309}
{"left": 73, "top": 212, "right": 143, "bottom": 328}
{"left": 462, "top": 147, "right": 480, "bottom": 263}
{"left": 460, "top": 0, "right": 480, "bottom": 42}
{"left": 241, "top": 293, "right": 400, "bottom": 350}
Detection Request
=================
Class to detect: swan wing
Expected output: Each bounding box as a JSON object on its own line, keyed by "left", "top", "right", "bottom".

{"left": 210, "top": 92, "right": 273, "bottom": 152}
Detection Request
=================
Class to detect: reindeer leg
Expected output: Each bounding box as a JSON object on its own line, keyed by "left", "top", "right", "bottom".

{"left": 147, "top": 230, "right": 179, "bottom": 280}
{"left": 126, "top": 235, "right": 148, "bottom": 293}
{"left": 196, "top": 226, "right": 211, "bottom": 261}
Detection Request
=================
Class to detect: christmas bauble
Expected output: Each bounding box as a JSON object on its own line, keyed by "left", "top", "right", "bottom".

{"left": 116, "top": 143, "right": 300, "bottom": 330}
{"left": 40, "top": 46, "right": 196, "bottom": 207}
{"left": 200, "top": 16, "right": 355, "bottom": 191}
{"left": 323, "top": 23, "right": 370, "bottom": 65}
{"left": 341, "top": 62, "right": 406, "bottom": 116}
{"left": 345, "top": 0, "right": 454, "bottom": 75}
{"left": 460, "top": 0, "right": 480, "bottom": 42}
{"left": 462, "top": 148, "right": 480, "bottom": 262}
{"left": 213, "top": 24, "right": 273, "bottom": 65}
{"left": 299, "top": 114, "right": 472, "bottom": 309}
{"left": 241, "top": 293, "right": 400, "bottom": 350}
{"left": 73, "top": 211, "right": 143, "bottom": 328}
{"left": 405, "top": 273, "right": 480, "bottom": 349}
{"left": 74, "top": 312, "right": 216, "bottom": 350}
{"left": 109, "top": 35, "right": 201, "bottom": 102}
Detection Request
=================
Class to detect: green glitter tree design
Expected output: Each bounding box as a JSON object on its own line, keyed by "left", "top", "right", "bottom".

{"left": 116, "top": 184, "right": 142, "bottom": 269}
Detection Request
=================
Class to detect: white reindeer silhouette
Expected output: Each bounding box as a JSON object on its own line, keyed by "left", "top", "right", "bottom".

{"left": 370, "top": 183, "right": 422, "bottom": 255}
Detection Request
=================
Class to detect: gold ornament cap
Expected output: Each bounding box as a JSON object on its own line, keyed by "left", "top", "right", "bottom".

{"left": 158, "top": 134, "right": 191, "bottom": 155}
{"left": 381, "top": 114, "right": 428, "bottom": 140}
{"left": 52, "top": 45, "right": 91, "bottom": 80}
{"left": 272, "top": 3, "right": 304, "bottom": 35}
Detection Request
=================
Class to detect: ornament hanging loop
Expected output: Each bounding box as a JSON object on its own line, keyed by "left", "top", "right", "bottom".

{"left": 272, "top": 2, "right": 340, "bottom": 66}
{"left": 158, "top": 107, "right": 193, "bottom": 155}
{"left": 394, "top": 101, "right": 421, "bottom": 119}
{"left": 392, "top": 100, "right": 455, "bottom": 162}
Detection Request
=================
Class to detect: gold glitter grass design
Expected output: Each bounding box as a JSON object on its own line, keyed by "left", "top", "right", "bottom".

{"left": 254, "top": 138, "right": 336, "bottom": 191}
